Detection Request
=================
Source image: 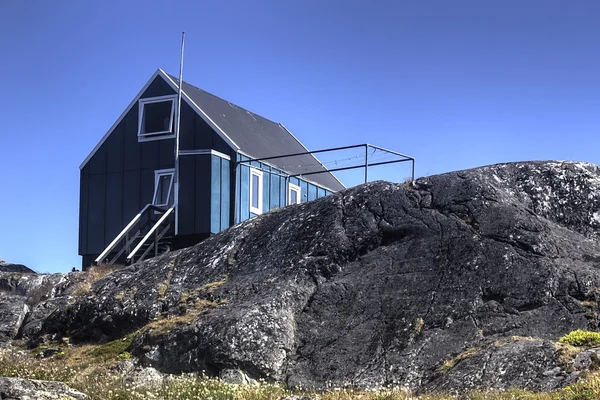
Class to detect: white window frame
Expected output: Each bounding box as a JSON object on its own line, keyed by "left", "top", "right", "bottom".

{"left": 152, "top": 169, "right": 175, "bottom": 207}
{"left": 138, "top": 95, "right": 177, "bottom": 141}
{"left": 288, "top": 183, "right": 301, "bottom": 205}
{"left": 249, "top": 168, "right": 263, "bottom": 215}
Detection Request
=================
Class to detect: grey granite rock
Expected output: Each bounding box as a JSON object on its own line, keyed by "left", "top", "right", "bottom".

{"left": 0, "top": 377, "right": 88, "bottom": 399}
{"left": 25, "top": 161, "right": 600, "bottom": 392}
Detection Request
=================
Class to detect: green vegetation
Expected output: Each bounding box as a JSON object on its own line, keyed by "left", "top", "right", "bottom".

{"left": 89, "top": 336, "right": 133, "bottom": 361}
{"left": 11, "top": 334, "right": 600, "bottom": 399}
{"left": 7, "top": 343, "right": 600, "bottom": 400}
{"left": 559, "top": 330, "right": 600, "bottom": 347}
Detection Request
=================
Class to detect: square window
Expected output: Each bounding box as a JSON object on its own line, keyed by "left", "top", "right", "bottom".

{"left": 288, "top": 183, "right": 301, "bottom": 205}
{"left": 138, "top": 96, "right": 176, "bottom": 140}
{"left": 249, "top": 168, "right": 263, "bottom": 215}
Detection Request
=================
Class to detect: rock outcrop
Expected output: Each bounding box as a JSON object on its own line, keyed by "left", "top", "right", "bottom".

{"left": 0, "top": 377, "right": 88, "bottom": 399}
{"left": 0, "top": 272, "right": 85, "bottom": 345}
{"left": 5, "top": 160, "right": 600, "bottom": 393}
{"left": 0, "top": 259, "right": 35, "bottom": 274}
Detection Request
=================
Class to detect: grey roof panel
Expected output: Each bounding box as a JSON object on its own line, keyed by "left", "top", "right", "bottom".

{"left": 170, "top": 75, "right": 345, "bottom": 191}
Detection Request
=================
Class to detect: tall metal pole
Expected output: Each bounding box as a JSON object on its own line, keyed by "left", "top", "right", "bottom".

{"left": 364, "top": 144, "right": 369, "bottom": 183}
{"left": 174, "top": 32, "right": 185, "bottom": 235}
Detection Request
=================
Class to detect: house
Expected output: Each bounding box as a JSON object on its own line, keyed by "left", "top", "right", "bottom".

{"left": 79, "top": 68, "right": 345, "bottom": 269}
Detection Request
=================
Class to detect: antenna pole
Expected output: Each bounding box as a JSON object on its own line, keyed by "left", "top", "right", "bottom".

{"left": 174, "top": 32, "right": 185, "bottom": 236}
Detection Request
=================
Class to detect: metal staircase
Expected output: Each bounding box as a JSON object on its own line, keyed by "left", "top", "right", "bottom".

{"left": 95, "top": 204, "right": 175, "bottom": 265}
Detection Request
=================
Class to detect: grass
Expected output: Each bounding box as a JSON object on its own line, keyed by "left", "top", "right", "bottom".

{"left": 12, "top": 330, "right": 600, "bottom": 399}
{"left": 438, "top": 345, "right": 483, "bottom": 373}
{"left": 73, "top": 263, "right": 119, "bottom": 296}
{"left": 7, "top": 344, "right": 600, "bottom": 400}
{"left": 89, "top": 336, "right": 133, "bottom": 361}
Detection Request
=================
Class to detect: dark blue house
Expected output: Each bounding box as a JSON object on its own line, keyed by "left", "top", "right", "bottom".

{"left": 79, "top": 69, "right": 345, "bottom": 268}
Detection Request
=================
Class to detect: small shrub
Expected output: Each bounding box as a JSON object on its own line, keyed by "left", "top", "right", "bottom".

{"left": 560, "top": 330, "right": 600, "bottom": 347}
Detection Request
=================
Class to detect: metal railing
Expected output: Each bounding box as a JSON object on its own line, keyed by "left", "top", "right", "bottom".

{"left": 95, "top": 204, "right": 175, "bottom": 265}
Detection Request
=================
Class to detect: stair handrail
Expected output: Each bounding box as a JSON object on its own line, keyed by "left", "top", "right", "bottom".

{"left": 126, "top": 205, "right": 176, "bottom": 262}
{"left": 95, "top": 203, "right": 167, "bottom": 264}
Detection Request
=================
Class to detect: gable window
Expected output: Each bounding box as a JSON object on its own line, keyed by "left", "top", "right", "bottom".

{"left": 153, "top": 169, "right": 175, "bottom": 207}
{"left": 288, "top": 183, "right": 301, "bottom": 205}
{"left": 249, "top": 168, "right": 263, "bottom": 215}
{"left": 138, "top": 95, "right": 176, "bottom": 140}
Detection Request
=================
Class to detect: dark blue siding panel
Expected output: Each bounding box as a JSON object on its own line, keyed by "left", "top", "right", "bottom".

{"left": 240, "top": 164, "right": 250, "bottom": 221}
{"left": 123, "top": 170, "right": 141, "bottom": 225}
{"left": 194, "top": 113, "right": 212, "bottom": 149}
{"left": 212, "top": 131, "right": 230, "bottom": 154}
{"left": 210, "top": 156, "right": 221, "bottom": 234}
{"left": 88, "top": 145, "right": 106, "bottom": 174}
{"left": 123, "top": 109, "right": 140, "bottom": 171}
{"left": 79, "top": 170, "right": 89, "bottom": 254}
{"left": 105, "top": 128, "right": 123, "bottom": 173}
{"left": 140, "top": 169, "right": 155, "bottom": 206}
{"left": 221, "top": 159, "right": 230, "bottom": 231}
{"left": 87, "top": 174, "right": 105, "bottom": 254}
{"left": 140, "top": 76, "right": 176, "bottom": 99}
{"left": 179, "top": 102, "right": 195, "bottom": 150}
{"left": 195, "top": 156, "right": 211, "bottom": 233}
{"left": 159, "top": 141, "right": 174, "bottom": 169}
{"left": 105, "top": 172, "right": 123, "bottom": 245}
{"left": 178, "top": 157, "right": 195, "bottom": 235}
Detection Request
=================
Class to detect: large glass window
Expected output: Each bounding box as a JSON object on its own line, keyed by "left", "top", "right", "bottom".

{"left": 250, "top": 168, "right": 263, "bottom": 215}
{"left": 138, "top": 95, "right": 176, "bottom": 139}
{"left": 153, "top": 169, "right": 175, "bottom": 207}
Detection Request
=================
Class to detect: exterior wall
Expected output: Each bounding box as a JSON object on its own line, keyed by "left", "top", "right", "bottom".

{"left": 176, "top": 101, "right": 232, "bottom": 236}
{"left": 80, "top": 74, "right": 235, "bottom": 263}
{"left": 79, "top": 76, "right": 177, "bottom": 258}
{"left": 233, "top": 154, "right": 332, "bottom": 226}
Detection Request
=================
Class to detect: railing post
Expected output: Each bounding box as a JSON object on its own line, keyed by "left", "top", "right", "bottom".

{"left": 364, "top": 144, "right": 369, "bottom": 183}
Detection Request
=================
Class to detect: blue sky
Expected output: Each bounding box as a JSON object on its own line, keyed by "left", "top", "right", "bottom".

{"left": 1, "top": 0, "right": 599, "bottom": 272}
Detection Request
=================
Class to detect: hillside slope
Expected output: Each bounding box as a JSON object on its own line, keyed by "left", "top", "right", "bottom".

{"left": 8, "top": 160, "right": 600, "bottom": 393}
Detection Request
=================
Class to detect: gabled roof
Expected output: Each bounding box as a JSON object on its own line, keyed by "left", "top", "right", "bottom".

{"left": 81, "top": 68, "right": 345, "bottom": 192}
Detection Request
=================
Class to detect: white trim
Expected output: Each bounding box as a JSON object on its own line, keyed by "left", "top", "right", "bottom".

{"left": 138, "top": 134, "right": 176, "bottom": 143}
{"left": 80, "top": 68, "right": 240, "bottom": 170}
{"left": 152, "top": 169, "right": 175, "bottom": 207}
{"left": 278, "top": 124, "right": 346, "bottom": 190}
{"left": 178, "top": 149, "right": 231, "bottom": 160}
{"left": 138, "top": 95, "right": 177, "bottom": 139}
{"left": 249, "top": 168, "right": 263, "bottom": 215}
{"left": 288, "top": 183, "right": 301, "bottom": 205}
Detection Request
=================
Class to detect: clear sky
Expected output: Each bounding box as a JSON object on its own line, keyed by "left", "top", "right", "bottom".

{"left": 1, "top": 0, "right": 599, "bottom": 272}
